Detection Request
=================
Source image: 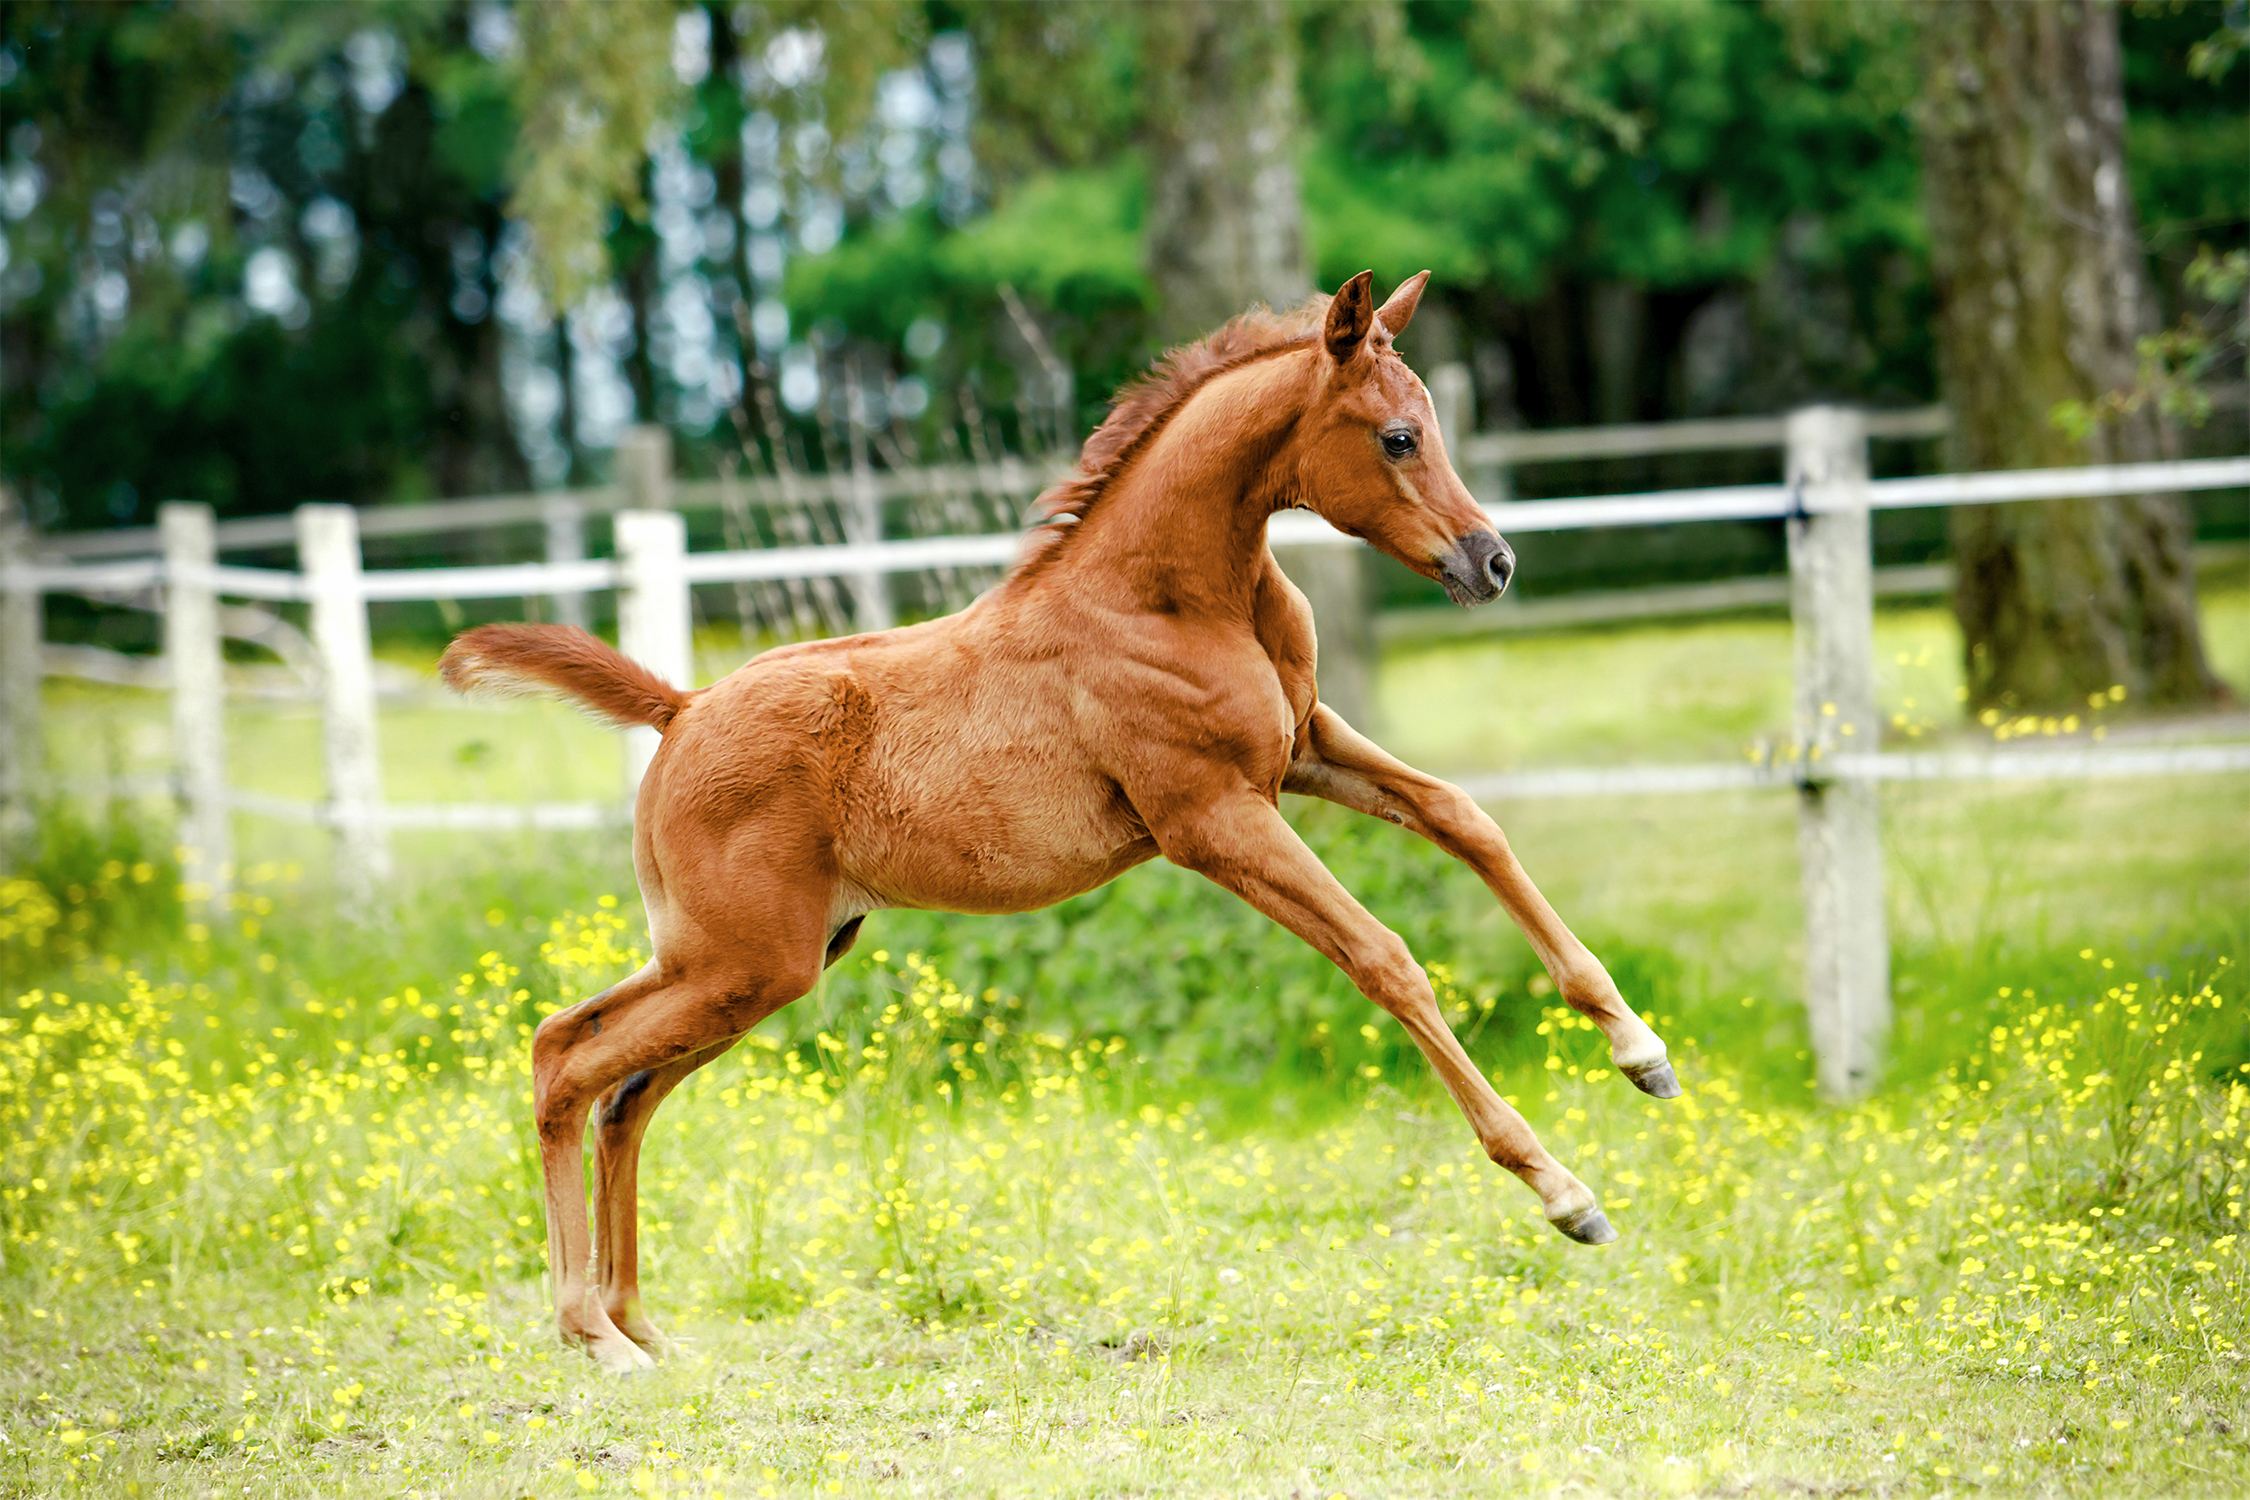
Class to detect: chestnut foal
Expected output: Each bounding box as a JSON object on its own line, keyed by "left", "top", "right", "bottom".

{"left": 443, "top": 271, "right": 1679, "bottom": 1372}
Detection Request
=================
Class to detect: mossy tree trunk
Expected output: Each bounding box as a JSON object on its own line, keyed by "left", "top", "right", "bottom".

{"left": 1919, "top": 0, "right": 2224, "bottom": 713}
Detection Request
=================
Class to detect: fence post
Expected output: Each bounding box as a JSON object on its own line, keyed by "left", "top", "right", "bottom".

{"left": 1785, "top": 405, "right": 1889, "bottom": 1100}
{"left": 616, "top": 425, "right": 673, "bottom": 513}
{"left": 1429, "top": 362, "right": 1473, "bottom": 466}
{"left": 161, "top": 502, "right": 232, "bottom": 907}
{"left": 297, "top": 504, "right": 391, "bottom": 912}
{"left": 542, "top": 496, "right": 590, "bottom": 633}
{"left": 615, "top": 509, "right": 691, "bottom": 801}
{"left": 843, "top": 373, "right": 894, "bottom": 632}
{"left": 0, "top": 487, "right": 40, "bottom": 865}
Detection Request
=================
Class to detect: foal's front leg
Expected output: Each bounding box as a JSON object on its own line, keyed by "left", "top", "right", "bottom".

{"left": 1150, "top": 790, "right": 1615, "bottom": 1243}
{"left": 1285, "top": 705, "right": 1679, "bottom": 1098}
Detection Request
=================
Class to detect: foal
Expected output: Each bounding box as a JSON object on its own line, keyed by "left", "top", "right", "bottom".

{"left": 443, "top": 271, "right": 1679, "bottom": 1372}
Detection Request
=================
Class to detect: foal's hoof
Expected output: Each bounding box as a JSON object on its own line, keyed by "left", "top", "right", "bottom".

{"left": 1621, "top": 1056, "right": 1682, "bottom": 1099}
{"left": 587, "top": 1333, "right": 659, "bottom": 1376}
{"left": 1548, "top": 1204, "right": 1618, "bottom": 1246}
{"left": 613, "top": 1315, "right": 673, "bottom": 1359}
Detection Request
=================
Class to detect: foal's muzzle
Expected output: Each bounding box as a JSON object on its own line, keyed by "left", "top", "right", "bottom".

{"left": 1437, "top": 529, "right": 1515, "bottom": 606}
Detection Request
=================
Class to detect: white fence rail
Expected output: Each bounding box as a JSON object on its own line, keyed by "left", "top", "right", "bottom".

{"left": 1455, "top": 740, "right": 2250, "bottom": 800}
{"left": 4, "top": 405, "right": 2245, "bottom": 1099}
{"left": 32, "top": 458, "right": 1070, "bottom": 560}
{"left": 24, "top": 458, "right": 2240, "bottom": 599}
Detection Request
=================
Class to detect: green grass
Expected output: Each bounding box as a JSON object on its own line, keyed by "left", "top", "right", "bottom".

{"left": 1, "top": 921, "right": 2243, "bottom": 1498}
{"left": 1377, "top": 587, "right": 2250, "bottom": 771}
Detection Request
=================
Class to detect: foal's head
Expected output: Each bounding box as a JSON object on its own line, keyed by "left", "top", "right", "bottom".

{"left": 1293, "top": 271, "right": 1513, "bottom": 606}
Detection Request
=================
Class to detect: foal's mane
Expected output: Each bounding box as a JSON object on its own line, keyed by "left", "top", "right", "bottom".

{"left": 1010, "top": 294, "right": 1334, "bottom": 576}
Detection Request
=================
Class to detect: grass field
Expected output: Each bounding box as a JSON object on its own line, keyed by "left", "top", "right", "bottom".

{"left": 7, "top": 588, "right": 2248, "bottom": 1496}
{"left": 1, "top": 913, "right": 2243, "bottom": 1497}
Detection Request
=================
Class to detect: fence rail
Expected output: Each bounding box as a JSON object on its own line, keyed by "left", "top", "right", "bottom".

{"left": 1454, "top": 740, "right": 2250, "bottom": 800}
{"left": 19, "top": 456, "right": 2245, "bottom": 603}
{"left": 28, "top": 406, "right": 1955, "bottom": 563}
{"left": 34, "top": 459, "right": 1074, "bottom": 562}
{"left": 1452, "top": 403, "right": 1949, "bottom": 465}
{"left": 4, "top": 401, "right": 2245, "bottom": 1100}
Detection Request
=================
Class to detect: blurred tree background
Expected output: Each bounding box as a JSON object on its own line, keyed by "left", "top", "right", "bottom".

{"left": 1, "top": 0, "right": 2242, "bottom": 693}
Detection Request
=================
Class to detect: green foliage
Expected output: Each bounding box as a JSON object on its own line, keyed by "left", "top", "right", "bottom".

{"left": 785, "top": 164, "right": 1153, "bottom": 431}
{"left": 1298, "top": 0, "right": 1926, "bottom": 292}
{"left": 1282, "top": 0, "right": 1940, "bottom": 418}
{"left": 2053, "top": 246, "right": 2250, "bottom": 441}
{"left": 508, "top": 2, "right": 680, "bottom": 305}
{"left": 2188, "top": 18, "right": 2247, "bottom": 83}
{"left": 2124, "top": 1, "right": 2250, "bottom": 234}
{"left": 947, "top": 0, "right": 1145, "bottom": 178}
{"left": 2, "top": 2, "right": 537, "bottom": 521}
{"left": 870, "top": 804, "right": 1548, "bottom": 1086}
{"left": 8, "top": 0, "right": 2243, "bottom": 524}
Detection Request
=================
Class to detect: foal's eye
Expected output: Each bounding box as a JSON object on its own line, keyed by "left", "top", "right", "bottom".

{"left": 1382, "top": 429, "right": 1417, "bottom": 459}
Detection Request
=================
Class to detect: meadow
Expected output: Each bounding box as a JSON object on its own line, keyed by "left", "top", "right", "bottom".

{"left": 4, "top": 590, "right": 2247, "bottom": 1497}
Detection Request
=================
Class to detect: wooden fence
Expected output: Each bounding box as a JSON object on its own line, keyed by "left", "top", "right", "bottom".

{"left": 28, "top": 385, "right": 1944, "bottom": 730}
{"left": 3, "top": 401, "right": 2246, "bottom": 1098}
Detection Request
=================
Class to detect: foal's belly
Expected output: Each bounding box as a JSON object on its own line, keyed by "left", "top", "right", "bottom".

{"left": 835, "top": 751, "right": 1160, "bottom": 916}
{"left": 873, "top": 831, "right": 1161, "bottom": 916}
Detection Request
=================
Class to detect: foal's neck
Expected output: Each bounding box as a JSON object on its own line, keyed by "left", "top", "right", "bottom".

{"left": 1058, "top": 350, "right": 1316, "bottom": 618}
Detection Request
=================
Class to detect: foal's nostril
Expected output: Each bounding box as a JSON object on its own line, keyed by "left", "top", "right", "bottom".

{"left": 1448, "top": 530, "right": 1514, "bottom": 606}
{"left": 1487, "top": 541, "right": 1515, "bottom": 594}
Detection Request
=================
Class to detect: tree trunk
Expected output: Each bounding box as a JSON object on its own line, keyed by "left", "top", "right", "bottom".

{"left": 431, "top": 211, "right": 533, "bottom": 499}
{"left": 1140, "top": 0, "right": 1313, "bottom": 342}
{"left": 555, "top": 318, "right": 585, "bottom": 486}
{"left": 1919, "top": 0, "right": 2224, "bottom": 712}
{"left": 620, "top": 243, "right": 661, "bottom": 429}
{"left": 1139, "top": 1, "right": 1380, "bottom": 727}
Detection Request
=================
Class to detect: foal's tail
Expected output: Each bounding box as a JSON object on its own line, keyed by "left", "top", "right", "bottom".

{"left": 439, "top": 624, "right": 689, "bottom": 732}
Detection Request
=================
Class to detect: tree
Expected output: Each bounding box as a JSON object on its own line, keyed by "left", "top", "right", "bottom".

{"left": 0, "top": 3, "right": 533, "bottom": 521}
{"left": 1296, "top": 0, "right": 1938, "bottom": 431}
{"left": 1919, "top": 0, "right": 2227, "bottom": 712}
{"left": 1137, "top": 0, "right": 1312, "bottom": 342}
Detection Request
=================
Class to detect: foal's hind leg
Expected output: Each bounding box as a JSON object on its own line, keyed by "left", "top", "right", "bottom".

{"left": 531, "top": 962, "right": 672, "bottom": 1372}
{"left": 590, "top": 913, "right": 867, "bottom": 1351}
{"left": 590, "top": 1039, "right": 735, "bottom": 1352}
{"left": 533, "top": 951, "right": 820, "bottom": 1372}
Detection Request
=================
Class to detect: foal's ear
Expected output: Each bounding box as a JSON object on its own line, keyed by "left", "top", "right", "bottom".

{"left": 1324, "top": 270, "right": 1376, "bottom": 363}
{"left": 1376, "top": 271, "right": 1430, "bottom": 339}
